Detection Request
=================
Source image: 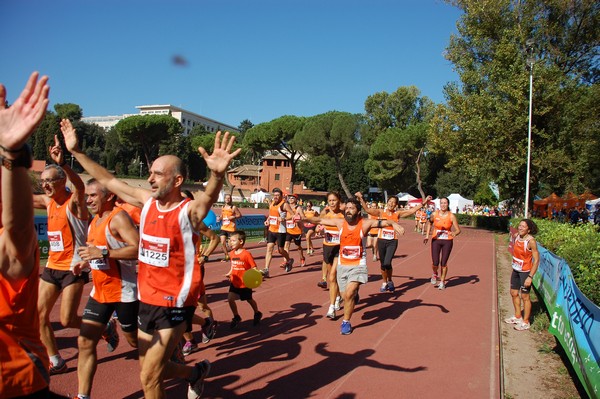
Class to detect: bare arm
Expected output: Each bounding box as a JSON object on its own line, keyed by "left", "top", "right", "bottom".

{"left": 198, "top": 223, "right": 219, "bottom": 264}
{"left": 189, "top": 132, "right": 241, "bottom": 230}
{"left": 303, "top": 215, "right": 344, "bottom": 229}
{"left": 0, "top": 72, "right": 49, "bottom": 280}
{"left": 232, "top": 205, "right": 242, "bottom": 220}
{"left": 524, "top": 238, "right": 540, "bottom": 288}
{"left": 397, "top": 195, "right": 432, "bottom": 218}
{"left": 450, "top": 214, "right": 461, "bottom": 238}
{"left": 60, "top": 118, "right": 149, "bottom": 207}
{"left": 355, "top": 192, "right": 379, "bottom": 217}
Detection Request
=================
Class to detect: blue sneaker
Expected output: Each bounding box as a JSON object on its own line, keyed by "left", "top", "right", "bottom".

{"left": 340, "top": 320, "right": 352, "bottom": 335}
{"left": 387, "top": 281, "right": 395, "bottom": 292}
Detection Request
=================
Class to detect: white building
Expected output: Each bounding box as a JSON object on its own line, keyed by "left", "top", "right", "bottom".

{"left": 83, "top": 104, "right": 239, "bottom": 135}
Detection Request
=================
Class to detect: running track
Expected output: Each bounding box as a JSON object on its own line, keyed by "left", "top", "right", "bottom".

{"left": 48, "top": 218, "right": 500, "bottom": 398}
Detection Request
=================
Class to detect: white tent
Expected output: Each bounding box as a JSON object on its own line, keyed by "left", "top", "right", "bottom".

{"left": 397, "top": 192, "right": 417, "bottom": 202}
{"left": 434, "top": 193, "right": 474, "bottom": 213}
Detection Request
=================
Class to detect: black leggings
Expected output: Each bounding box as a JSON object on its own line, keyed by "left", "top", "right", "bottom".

{"left": 377, "top": 239, "right": 398, "bottom": 271}
{"left": 431, "top": 239, "right": 454, "bottom": 267}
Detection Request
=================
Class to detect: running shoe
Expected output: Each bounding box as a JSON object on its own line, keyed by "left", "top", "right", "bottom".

{"left": 300, "top": 258, "right": 306, "bottom": 267}
{"left": 326, "top": 305, "right": 336, "bottom": 320}
{"left": 387, "top": 281, "right": 395, "bottom": 292}
{"left": 514, "top": 321, "right": 531, "bottom": 331}
{"left": 437, "top": 281, "right": 446, "bottom": 290}
{"left": 334, "top": 296, "right": 343, "bottom": 311}
{"left": 285, "top": 258, "right": 295, "bottom": 273}
{"left": 379, "top": 283, "right": 388, "bottom": 293}
{"left": 307, "top": 249, "right": 313, "bottom": 255}
{"left": 340, "top": 321, "right": 352, "bottom": 335}
{"left": 49, "top": 358, "right": 67, "bottom": 375}
{"left": 102, "top": 318, "right": 119, "bottom": 353}
{"left": 253, "top": 311, "right": 263, "bottom": 326}
{"left": 317, "top": 280, "right": 328, "bottom": 289}
{"left": 372, "top": 254, "right": 377, "bottom": 262}
{"left": 201, "top": 318, "right": 217, "bottom": 342}
{"left": 504, "top": 316, "right": 522, "bottom": 325}
{"left": 260, "top": 269, "right": 270, "bottom": 278}
{"left": 430, "top": 274, "right": 438, "bottom": 285}
{"left": 187, "top": 360, "right": 211, "bottom": 399}
{"left": 182, "top": 340, "right": 197, "bottom": 356}
{"left": 230, "top": 315, "right": 242, "bottom": 330}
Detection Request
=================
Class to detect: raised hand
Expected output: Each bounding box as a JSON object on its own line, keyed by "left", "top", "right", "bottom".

{"left": 60, "top": 118, "right": 80, "bottom": 153}
{"left": 0, "top": 72, "right": 49, "bottom": 151}
{"left": 48, "top": 135, "right": 64, "bottom": 165}
{"left": 198, "top": 131, "right": 242, "bottom": 176}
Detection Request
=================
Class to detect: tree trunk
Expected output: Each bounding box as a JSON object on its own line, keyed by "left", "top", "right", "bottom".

{"left": 334, "top": 155, "right": 352, "bottom": 198}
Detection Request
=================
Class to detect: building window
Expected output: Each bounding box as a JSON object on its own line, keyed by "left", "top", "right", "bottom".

{"left": 275, "top": 174, "right": 280, "bottom": 181}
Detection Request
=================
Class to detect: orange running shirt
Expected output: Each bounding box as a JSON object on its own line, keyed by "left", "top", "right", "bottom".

{"left": 322, "top": 210, "right": 344, "bottom": 246}
{"left": 339, "top": 219, "right": 365, "bottom": 266}
{"left": 303, "top": 209, "right": 317, "bottom": 229}
{"left": 0, "top": 234, "right": 49, "bottom": 397}
{"left": 378, "top": 211, "right": 400, "bottom": 240}
{"left": 228, "top": 249, "right": 257, "bottom": 289}
{"left": 117, "top": 202, "right": 141, "bottom": 226}
{"left": 220, "top": 206, "right": 236, "bottom": 232}
{"left": 138, "top": 198, "right": 202, "bottom": 307}
{"left": 512, "top": 237, "right": 533, "bottom": 272}
{"left": 431, "top": 210, "right": 454, "bottom": 240}
{"left": 267, "top": 200, "right": 287, "bottom": 233}
{"left": 86, "top": 207, "right": 138, "bottom": 303}
{"left": 46, "top": 193, "right": 88, "bottom": 271}
{"left": 286, "top": 205, "right": 302, "bottom": 235}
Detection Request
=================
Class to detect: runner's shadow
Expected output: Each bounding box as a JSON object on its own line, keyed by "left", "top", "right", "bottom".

{"left": 446, "top": 274, "right": 480, "bottom": 288}
{"left": 228, "top": 342, "right": 426, "bottom": 398}
{"left": 358, "top": 297, "right": 449, "bottom": 330}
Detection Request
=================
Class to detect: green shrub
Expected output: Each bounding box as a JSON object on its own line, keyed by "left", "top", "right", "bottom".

{"left": 455, "top": 214, "right": 509, "bottom": 231}
{"left": 511, "top": 218, "right": 600, "bottom": 305}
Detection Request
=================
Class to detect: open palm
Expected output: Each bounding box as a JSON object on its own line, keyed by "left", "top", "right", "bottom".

{"left": 0, "top": 72, "right": 49, "bottom": 150}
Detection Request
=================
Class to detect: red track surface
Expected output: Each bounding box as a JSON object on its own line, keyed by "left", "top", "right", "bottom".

{"left": 48, "top": 218, "right": 500, "bottom": 398}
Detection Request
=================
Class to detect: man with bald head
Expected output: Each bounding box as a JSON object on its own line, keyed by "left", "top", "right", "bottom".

{"left": 61, "top": 119, "right": 241, "bottom": 399}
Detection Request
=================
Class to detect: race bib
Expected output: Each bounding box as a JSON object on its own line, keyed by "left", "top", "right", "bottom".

{"left": 437, "top": 229, "right": 449, "bottom": 240}
{"left": 139, "top": 234, "right": 170, "bottom": 267}
{"left": 48, "top": 231, "right": 65, "bottom": 252}
{"left": 325, "top": 231, "right": 340, "bottom": 244}
{"left": 341, "top": 245, "right": 362, "bottom": 260}
{"left": 222, "top": 217, "right": 231, "bottom": 226}
{"left": 286, "top": 220, "right": 296, "bottom": 229}
{"left": 512, "top": 256, "right": 524, "bottom": 272}
{"left": 268, "top": 216, "right": 278, "bottom": 226}
{"left": 89, "top": 246, "right": 109, "bottom": 270}
{"left": 381, "top": 228, "right": 395, "bottom": 240}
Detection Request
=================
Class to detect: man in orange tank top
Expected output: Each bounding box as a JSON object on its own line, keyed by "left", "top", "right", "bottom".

{"left": 70, "top": 178, "right": 140, "bottom": 399}
{"left": 33, "top": 131, "right": 89, "bottom": 375}
{"left": 0, "top": 72, "right": 53, "bottom": 398}
{"left": 304, "top": 197, "right": 404, "bottom": 335}
{"left": 62, "top": 120, "right": 240, "bottom": 399}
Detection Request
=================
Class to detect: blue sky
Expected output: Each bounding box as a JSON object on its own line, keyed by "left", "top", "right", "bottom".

{"left": 1, "top": 0, "right": 462, "bottom": 127}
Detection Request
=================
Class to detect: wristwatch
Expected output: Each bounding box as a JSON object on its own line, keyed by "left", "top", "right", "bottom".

{"left": 0, "top": 144, "right": 33, "bottom": 170}
{"left": 101, "top": 248, "right": 109, "bottom": 257}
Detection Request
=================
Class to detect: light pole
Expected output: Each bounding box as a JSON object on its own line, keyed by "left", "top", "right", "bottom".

{"left": 524, "top": 39, "right": 535, "bottom": 218}
{"left": 139, "top": 161, "right": 143, "bottom": 178}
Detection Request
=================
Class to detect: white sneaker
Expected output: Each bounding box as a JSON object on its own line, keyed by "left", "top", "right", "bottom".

{"left": 430, "top": 275, "right": 438, "bottom": 285}
{"left": 334, "top": 296, "right": 342, "bottom": 311}
{"left": 504, "top": 316, "right": 522, "bottom": 325}
{"left": 514, "top": 321, "right": 531, "bottom": 331}
{"left": 326, "top": 305, "right": 336, "bottom": 319}
{"left": 437, "top": 281, "right": 445, "bottom": 290}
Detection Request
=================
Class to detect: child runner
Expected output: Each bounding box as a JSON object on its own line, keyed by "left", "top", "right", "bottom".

{"left": 226, "top": 231, "right": 262, "bottom": 329}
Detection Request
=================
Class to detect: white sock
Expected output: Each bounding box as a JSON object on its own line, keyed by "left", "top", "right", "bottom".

{"left": 77, "top": 395, "right": 90, "bottom": 399}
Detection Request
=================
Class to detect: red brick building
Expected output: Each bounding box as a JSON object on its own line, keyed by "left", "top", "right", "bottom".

{"left": 226, "top": 154, "right": 326, "bottom": 198}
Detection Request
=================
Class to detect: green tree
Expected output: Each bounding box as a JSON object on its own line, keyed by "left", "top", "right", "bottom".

{"left": 473, "top": 181, "right": 499, "bottom": 206}
{"left": 54, "top": 103, "right": 83, "bottom": 121}
{"left": 434, "top": 169, "right": 479, "bottom": 199}
{"left": 294, "top": 111, "right": 359, "bottom": 198}
{"left": 243, "top": 115, "right": 306, "bottom": 194}
{"left": 115, "top": 114, "right": 183, "bottom": 168}
{"left": 431, "top": 0, "right": 600, "bottom": 209}
{"left": 31, "top": 111, "right": 59, "bottom": 161}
